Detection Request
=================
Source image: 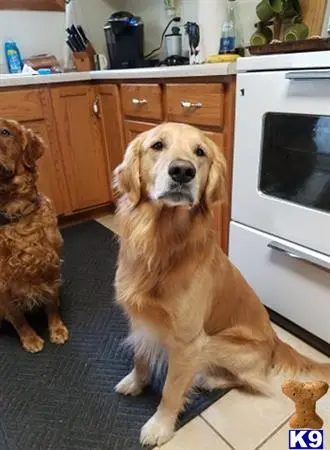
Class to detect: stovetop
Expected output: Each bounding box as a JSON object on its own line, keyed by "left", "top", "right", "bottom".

{"left": 237, "top": 50, "right": 330, "bottom": 73}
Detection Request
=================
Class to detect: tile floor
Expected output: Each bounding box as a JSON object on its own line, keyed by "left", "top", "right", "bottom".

{"left": 97, "top": 214, "right": 330, "bottom": 450}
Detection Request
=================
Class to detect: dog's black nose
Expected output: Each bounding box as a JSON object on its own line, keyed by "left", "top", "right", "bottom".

{"left": 168, "top": 160, "right": 196, "bottom": 184}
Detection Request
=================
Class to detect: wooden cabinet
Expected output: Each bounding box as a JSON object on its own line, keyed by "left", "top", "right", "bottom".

{"left": 51, "top": 85, "right": 111, "bottom": 211}
{"left": 0, "top": 88, "right": 69, "bottom": 215}
{"left": 97, "top": 84, "right": 125, "bottom": 176}
{"left": 0, "top": 76, "right": 235, "bottom": 250}
{"left": 124, "top": 120, "right": 156, "bottom": 145}
{"left": 119, "top": 80, "right": 235, "bottom": 253}
{"left": 166, "top": 83, "right": 225, "bottom": 128}
{"left": 121, "top": 84, "right": 163, "bottom": 121}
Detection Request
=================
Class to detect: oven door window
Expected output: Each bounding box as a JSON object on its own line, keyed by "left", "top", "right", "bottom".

{"left": 259, "top": 113, "right": 330, "bottom": 213}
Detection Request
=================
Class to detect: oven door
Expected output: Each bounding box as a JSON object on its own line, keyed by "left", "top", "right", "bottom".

{"left": 232, "top": 70, "right": 330, "bottom": 256}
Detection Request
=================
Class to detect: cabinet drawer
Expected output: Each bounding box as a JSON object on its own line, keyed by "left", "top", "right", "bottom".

{"left": 166, "top": 83, "right": 224, "bottom": 128}
{"left": 121, "top": 84, "right": 163, "bottom": 120}
{"left": 0, "top": 89, "right": 44, "bottom": 121}
{"left": 229, "top": 222, "right": 330, "bottom": 343}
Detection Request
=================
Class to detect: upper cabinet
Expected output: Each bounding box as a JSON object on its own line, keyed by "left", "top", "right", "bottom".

{"left": 0, "top": 0, "right": 65, "bottom": 11}
{"left": 50, "top": 85, "right": 112, "bottom": 212}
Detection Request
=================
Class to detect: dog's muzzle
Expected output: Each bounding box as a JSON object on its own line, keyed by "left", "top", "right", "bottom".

{"left": 158, "top": 159, "right": 196, "bottom": 206}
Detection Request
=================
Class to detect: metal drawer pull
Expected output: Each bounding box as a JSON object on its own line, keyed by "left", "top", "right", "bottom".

{"left": 132, "top": 98, "right": 148, "bottom": 105}
{"left": 92, "top": 96, "right": 100, "bottom": 119}
{"left": 181, "top": 101, "right": 203, "bottom": 109}
{"left": 286, "top": 70, "right": 330, "bottom": 80}
{"left": 268, "top": 241, "right": 330, "bottom": 273}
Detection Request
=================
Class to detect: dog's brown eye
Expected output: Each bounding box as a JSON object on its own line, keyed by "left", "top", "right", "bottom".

{"left": 195, "top": 147, "right": 205, "bottom": 157}
{"left": 151, "top": 141, "right": 164, "bottom": 151}
{"left": 0, "top": 129, "right": 10, "bottom": 136}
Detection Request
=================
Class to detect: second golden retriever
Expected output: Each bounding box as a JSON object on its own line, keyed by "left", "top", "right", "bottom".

{"left": 114, "top": 122, "right": 330, "bottom": 446}
{"left": 0, "top": 119, "right": 68, "bottom": 352}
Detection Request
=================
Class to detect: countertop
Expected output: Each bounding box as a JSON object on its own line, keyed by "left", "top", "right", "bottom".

{"left": 0, "top": 62, "right": 236, "bottom": 88}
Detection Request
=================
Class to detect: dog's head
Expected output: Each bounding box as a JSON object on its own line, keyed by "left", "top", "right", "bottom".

{"left": 0, "top": 118, "right": 44, "bottom": 186}
{"left": 114, "top": 123, "right": 226, "bottom": 211}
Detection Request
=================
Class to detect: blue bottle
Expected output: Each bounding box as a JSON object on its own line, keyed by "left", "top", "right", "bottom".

{"left": 5, "top": 41, "right": 23, "bottom": 73}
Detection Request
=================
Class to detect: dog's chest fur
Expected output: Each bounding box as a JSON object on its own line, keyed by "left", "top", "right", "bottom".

{"left": 0, "top": 201, "right": 62, "bottom": 307}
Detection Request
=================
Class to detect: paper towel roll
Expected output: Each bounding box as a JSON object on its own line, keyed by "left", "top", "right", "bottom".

{"left": 197, "top": 0, "right": 227, "bottom": 60}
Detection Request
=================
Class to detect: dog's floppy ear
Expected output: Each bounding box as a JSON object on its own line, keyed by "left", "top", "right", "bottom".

{"left": 204, "top": 137, "right": 227, "bottom": 211}
{"left": 113, "top": 134, "right": 143, "bottom": 206}
{"left": 22, "top": 128, "right": 45, "bottom": 169}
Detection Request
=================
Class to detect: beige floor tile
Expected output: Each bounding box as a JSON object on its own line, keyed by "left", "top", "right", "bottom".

{"left": 97, "top": 214, "right": 120, "bottom": 235}
{"left": 202, "top": 389, "right": 293, "bottom": 450}
{"left": 272, "top": 323, "right": 329, "bottom": 363}
{"left": 156, "top": 417, "right": 232, "bottom": 450}
{"left": 260, "top": 408, "right": 330, "bottom": 449}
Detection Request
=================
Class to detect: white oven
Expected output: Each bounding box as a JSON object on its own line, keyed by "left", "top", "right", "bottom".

{"left": 230, "top": 52, "right": 330, "bottom": 344}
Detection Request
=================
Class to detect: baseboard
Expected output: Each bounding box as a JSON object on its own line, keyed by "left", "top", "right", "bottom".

{"left": 266, "top": 307, "right": 330, "bottom": 357}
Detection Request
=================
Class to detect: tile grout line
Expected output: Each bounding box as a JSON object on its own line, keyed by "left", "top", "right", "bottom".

{"left": 199, "top": 414, "right": 236, "bottom": 450}
{"left": 254, "top": 415, "right": 293, "bottom": 450}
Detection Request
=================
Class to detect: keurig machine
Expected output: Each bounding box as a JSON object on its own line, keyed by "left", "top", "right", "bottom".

{"left": 104, "top": 11, "right": 144, "bottom": 69}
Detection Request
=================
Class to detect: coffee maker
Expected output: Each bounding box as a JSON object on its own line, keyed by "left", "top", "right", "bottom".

{"left": 104, "top": 11, "right": 144, "bottom": 69}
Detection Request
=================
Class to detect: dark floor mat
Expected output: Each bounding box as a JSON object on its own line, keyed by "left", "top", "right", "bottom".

{"left": 0, "top": 221, "right": 229, "bottom": 450}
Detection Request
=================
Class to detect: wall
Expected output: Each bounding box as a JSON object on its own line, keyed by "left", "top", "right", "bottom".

{"left": 0, "top": 10, "right": 65, "bottom": 72}
{"left": 121, "top": 0, "right": 330, "bottom": 60}
{"left": 121, "top": 0, "right": 260, "bottom": 59}
{"left": 0, "top": 0, "right": 120, "bottom": 73}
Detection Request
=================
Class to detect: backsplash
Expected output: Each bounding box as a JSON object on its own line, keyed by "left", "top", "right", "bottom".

{"left": 0, "top": 10, "right": 65, "bottom": 73}
{"left": 0, "top": 0, "right": 120, "bottom": 73}
{"left": 1, "top": 0, "right": 329, "bottom": 73}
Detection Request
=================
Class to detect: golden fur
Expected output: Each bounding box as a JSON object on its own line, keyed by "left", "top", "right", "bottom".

{"left": 114, "top": 123, "right": 330, "bottom": 446}
{"left": 0, "top": 119, "right": 68, "bottom": 352}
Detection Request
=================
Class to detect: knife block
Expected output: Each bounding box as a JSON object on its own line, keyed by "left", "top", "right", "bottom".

{"left": 72, "top": 44, "right": 95, "bottom": 71}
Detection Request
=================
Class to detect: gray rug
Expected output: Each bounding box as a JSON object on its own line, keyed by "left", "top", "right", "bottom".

{"left": 0, "top": 221, "right": 229, "bottom": 449}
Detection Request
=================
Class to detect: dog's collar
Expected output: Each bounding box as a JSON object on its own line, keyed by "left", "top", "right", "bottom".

{"left": 0, "top": 195, "right": 43, "bottom": 227}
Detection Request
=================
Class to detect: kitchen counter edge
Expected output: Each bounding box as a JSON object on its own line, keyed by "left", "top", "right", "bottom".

{"left": 0, "top": 62, "right": 236, "bottom": 88}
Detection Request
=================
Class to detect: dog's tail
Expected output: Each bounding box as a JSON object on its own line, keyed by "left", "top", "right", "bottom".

{"left": 272, "top": 337, "right": 330, "bottom": 382}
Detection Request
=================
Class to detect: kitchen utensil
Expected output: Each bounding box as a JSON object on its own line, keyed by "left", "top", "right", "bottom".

{"left": 77, "top": 25, "right": 88, "bottom": 44}
{"left": 300, "top": 0, "right": 327, "bottom": 36}
{"left": 184, "top": 22, "right": 200, "bottom": 64}
{"left": 165, "top": 26, "right": 182, "bottom": 57}
{"left": 256, "top": 0, "right": 283, "bottom": 22}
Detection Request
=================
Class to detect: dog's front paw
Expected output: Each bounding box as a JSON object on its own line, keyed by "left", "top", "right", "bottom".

{"left": 22, "top": 334, "right": 44, "bottom": 353}
{"left": 140, "top": 413, "right": 175, "bottom": 447}
{"left": 115, "top": 370, "right": 143, "bottom": 396}
{"left": 50, "top": 324, "right": 69, "bottom": 345}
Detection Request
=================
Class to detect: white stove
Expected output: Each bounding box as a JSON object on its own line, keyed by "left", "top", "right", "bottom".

{"left": 229, "top": 51, "right": 330, "bottom": 344}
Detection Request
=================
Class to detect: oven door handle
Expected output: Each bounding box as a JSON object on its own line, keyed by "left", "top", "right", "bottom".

{"left": 286, "top": 70, "right": 330, "bottom": 80}
{"left": 267, "top": 241, "right": 330, "bottom": 273}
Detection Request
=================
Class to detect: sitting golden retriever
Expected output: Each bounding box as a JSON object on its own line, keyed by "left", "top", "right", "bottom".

{"left": 0, "top": 119, "right": 68, "bottom": 353}
{"left": 114, "top": 122, "right": 330, "bottom": 446}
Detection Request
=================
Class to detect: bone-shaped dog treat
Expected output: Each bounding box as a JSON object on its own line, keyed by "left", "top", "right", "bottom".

{"left": 282, "top": 380, "right": 329, "bottom": 429}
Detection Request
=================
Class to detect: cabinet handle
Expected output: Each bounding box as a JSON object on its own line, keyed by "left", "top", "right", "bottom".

{"left": 181, "top": 101, "right": 203, "bottom": 109}
{"left": 132, "top": 98, "right": 148, "bottom": 105}
{"left": 93, "top": 96, "right": 100, "bottom": 118}
{"left": 267, "top": 241, "right": 330, "bottom": 273}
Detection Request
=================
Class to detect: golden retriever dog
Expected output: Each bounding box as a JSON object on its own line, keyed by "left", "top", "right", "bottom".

{"left": 0, "top": 119, "right": 68, "bottom": 353}
{"left": 113, "top": 122, "right": 330, "bottom": 446}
